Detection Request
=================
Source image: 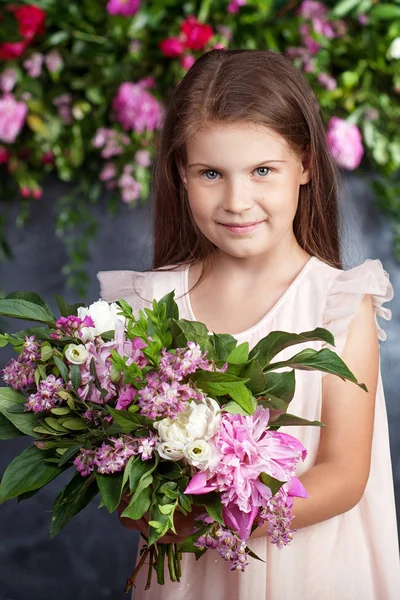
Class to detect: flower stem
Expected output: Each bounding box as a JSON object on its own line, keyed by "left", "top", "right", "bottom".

{"left": 144, "top": 546, "right": 155, "bottom": 590}
{"left": 124, "top": 544, "right": 150, "bottom": 594}
{"left": 167, "top": 543, "right": 177, "bottom": 582}
{"left": 174, "top": 544, "right": 182, "bottom": 580}
{"left": 198, "top": 0, "right": 212, "bottom": 23}
{"left": 155, "top": 543, "right": 166, "bottom": 585}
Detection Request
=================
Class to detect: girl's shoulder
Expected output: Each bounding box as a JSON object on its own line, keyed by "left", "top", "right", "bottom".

{"left": 314, "top": 257, "right": 394, "bottom": 345}
{"left": 96, "top": 264, "right": 186, "bottom": 313}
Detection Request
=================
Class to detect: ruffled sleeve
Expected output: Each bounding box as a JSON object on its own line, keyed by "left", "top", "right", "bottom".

{"left": 96, "top": 270, "right": 149, "bottom": 315}
{"left": 323, "top": 259, "right": 394, "bottom": 353}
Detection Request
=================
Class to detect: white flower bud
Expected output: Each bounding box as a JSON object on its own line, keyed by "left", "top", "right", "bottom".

{"left": 77, "top": 300, "right": 125, "bottom": 342}
{"left": 157, "top": 441, "right": 185, "bottom": 461}
{"left": 65, "top": 344, "right": 89, "bottom": 365}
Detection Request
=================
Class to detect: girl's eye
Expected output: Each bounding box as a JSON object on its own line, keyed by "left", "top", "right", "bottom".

{"left": 200, "top": 167, "right": 272, "bottom": 180}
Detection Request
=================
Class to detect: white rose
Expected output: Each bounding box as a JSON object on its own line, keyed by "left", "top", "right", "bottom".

{"left": 388, "top": 37, "right": 400, "bottom": 59}
{"left": 77, "top": 300, "right": 125, "bottom": 342}
{"left": 64, "top": 344, "right": 89, "bottom": 365}
{"left": 157, "top": 441, "right": 185, "bottom": 461}
{"left": 154, "top": 397, "right": 221, "bottom": 446}
{"left": 184, "top": 439, "right": 220, "bottom": 471}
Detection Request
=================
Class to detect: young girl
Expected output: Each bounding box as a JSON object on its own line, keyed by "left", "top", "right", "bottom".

{"left": 97, "top": 49, "right": 400, "bottom": 599}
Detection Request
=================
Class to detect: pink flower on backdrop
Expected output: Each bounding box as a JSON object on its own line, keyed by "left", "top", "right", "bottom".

{"left": 134, "top": 149, "right": 151, "bottom": 167}
{"left": 23, "top": 52, "right": 44, "bottom": 78}
{"left": 45, "top": 50, "right": 63, "bottom": 73}
{"left": 327, "top": 117, "right": 364, "bottom": 170}
{"left": 0, "top": 41, "right": 28, "bottom": 61}
{"left": 0, "top": 95, "right": 28, "bottom": 144}
{"left": 112, "top": 81, "right": 163, "bottom": 132}
{"left": 180, "top": 54, "right": 196, "bottom": 70}
{"left": 159, "top": 37, "right": 185, "bottom": 58}
{"left": 106, "top": 0, "right": 140, "bottom": 17}
{"left": 0, "top": 146, "right": 10, "bottom": 164}
{"left": 0, "top": 68, "right": 17, "bottom": 93}
{"left": 228, "top": 0, "right": 247, "bottom": 14}
{"left": 181, "top": 16, "right": 214, "bottom": 51}
{"left": 99, "top": 161, "right": 117, "bottom": 181}
{"left": 317, "top": 72, "right": 337, "bottom": 91}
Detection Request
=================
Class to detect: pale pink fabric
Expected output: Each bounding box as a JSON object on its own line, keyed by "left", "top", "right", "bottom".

{"left": 97, "top": 257, "right": 400, "bottom": 600}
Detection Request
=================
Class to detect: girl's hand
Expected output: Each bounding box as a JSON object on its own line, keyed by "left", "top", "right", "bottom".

{"left": 117, "top": 491, "right": 204, "bottom": 544}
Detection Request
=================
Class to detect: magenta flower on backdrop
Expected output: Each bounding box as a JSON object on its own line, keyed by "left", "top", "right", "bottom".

{"left": 327, "top": 117, "right": 364, "bottom": 170}
{"left": 0, "top": 94, "right": 28, "bottom": 143}
{"left": 112, "top": 81, "right": 164, "bottom": 133}
{"left": 106, "top": 0, "right": 140, "bottom": 18}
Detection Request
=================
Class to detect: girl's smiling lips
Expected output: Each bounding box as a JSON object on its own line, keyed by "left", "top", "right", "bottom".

{"left": 218, "top": 220, "right": 265, "bottom": 234}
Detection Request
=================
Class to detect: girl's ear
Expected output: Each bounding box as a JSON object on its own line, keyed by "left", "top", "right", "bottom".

{"left": 300, "top": 147, "right": 311, "bottom": 185}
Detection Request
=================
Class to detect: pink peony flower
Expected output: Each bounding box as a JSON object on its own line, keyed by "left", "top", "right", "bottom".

{"left": 0, "top": 95, "right": 28, "bottom": 144}
{"left": 180, "top": 54, "right": 196, "bottom": 70}
{"left": 181, "top": 16, "right": 214, "bottom": 51}
{"left": 106, "top": 0, "right": 140, "bottom": 17}
{"left": 327, "top": 117, "right": 364, "bottom": 170}
{"left": 112, "top": 81, "right": 163, "bottom": 133}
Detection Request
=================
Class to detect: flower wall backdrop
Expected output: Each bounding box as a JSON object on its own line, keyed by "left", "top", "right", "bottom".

{"left": 0, "top": 0, "right": 399, "bottom": 295}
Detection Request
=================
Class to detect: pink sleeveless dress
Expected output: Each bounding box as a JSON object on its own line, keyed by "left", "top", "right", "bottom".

{"left": 97, "top": 256, "right": 400, "bottom": 600}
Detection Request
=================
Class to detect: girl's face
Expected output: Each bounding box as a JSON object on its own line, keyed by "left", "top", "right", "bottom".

{"left": 179, "top": 123, "right": 311, "bottom": 261}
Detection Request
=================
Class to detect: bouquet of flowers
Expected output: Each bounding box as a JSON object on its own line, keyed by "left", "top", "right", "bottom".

{"left": 0, "top": 290, "right": 366, "bottom": 591}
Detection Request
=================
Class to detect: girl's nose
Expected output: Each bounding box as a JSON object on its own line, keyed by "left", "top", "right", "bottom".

{"left": 221, "top": 179, "right": 254, "bottom": 213}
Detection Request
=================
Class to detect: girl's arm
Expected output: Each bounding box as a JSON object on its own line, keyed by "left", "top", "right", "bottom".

{"left": 251, "top": 293, "right": 379, "bottom": 537}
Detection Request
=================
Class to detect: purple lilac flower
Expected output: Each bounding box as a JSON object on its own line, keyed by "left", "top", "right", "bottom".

{"left": 50, "top": 315, "right": 95, "bottom": 340}
{"left": 195, "top": 525, "right": 249, "bottom": 571}
{"left": 258, "top": 488, "right": 296, "bottom": 548}
{"left": 25, "top": 374, "right": 66, "bottom": 413}
{"left": 21, "top": 335, "right": 41, "bottom": 362}
{"left": 112, "top": 81, "right": 164, "bottom": 133}
{"left": 1, "top": 358, "right": 36, "bottom": 389}
{"left": 0, "top": 94, "right": 28, "bottom": 144}
{"left": 74, "top": 449, "right": 96, "bottom": 477}
{"left": 137, "top": 434, "right": 157, "bottom": 460}
{"left": 106, "top": 0, "right": 140, "bottom": 17}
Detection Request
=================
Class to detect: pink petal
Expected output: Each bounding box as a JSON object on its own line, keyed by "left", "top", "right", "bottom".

{"left": 287, "top": 476, "right": 308, "bottom": 498}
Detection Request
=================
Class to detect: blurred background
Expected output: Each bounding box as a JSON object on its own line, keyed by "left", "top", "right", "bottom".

{"left": 0, "top": 1, "right": 399, "bottom": 599}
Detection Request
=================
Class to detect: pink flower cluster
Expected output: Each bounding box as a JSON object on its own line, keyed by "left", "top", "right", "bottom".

{"left": 227, "top": 0, "right": 246, "bottom": 14}
{"left": 23, "top": 50, "right": 63, "bottom": 78}
{"left": 186, "top": 406, "right": 307, "bottom": 541}
{"left": 258, "top": 489, "right": 296, "bottom": 548}
{"left": 137, "top": 342, "right": 215, "bottom": 420}
{"left": 112, "top": 79, "right": 163, "bottom": 133}
{"left": 24, "top": 374, "right": 66, "bottom": 412}
{"left": 73, "top": 432, "right": 157, "bottom": 477}
{"left": 50, "top": 315, "right": 95, "bottom": 340}
{"left": 106, "top": 0, "right": 140, "bottom": 18}
{"left": 1, "top": 335, "right": 41, "bottom": 389}
{"left": 53, "top": 94, "right": 73, "bottom": 125}
{"left": 0, "top": 94, "right": 28, "bottom": 144}
{"left": 326, "top": 116, "right": 364, "bottom": 170}
{"left": 92, "top": 127, "right": 131, "bottom": 159}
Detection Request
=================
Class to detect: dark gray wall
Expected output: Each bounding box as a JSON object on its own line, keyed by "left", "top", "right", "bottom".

{"left": 0, "top": 174, "right": 398, "bottom": 600}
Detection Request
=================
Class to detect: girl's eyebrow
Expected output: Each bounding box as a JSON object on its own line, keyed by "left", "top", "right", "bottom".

{"left": 187, "top": 160, "right": 287, "bottom": 169}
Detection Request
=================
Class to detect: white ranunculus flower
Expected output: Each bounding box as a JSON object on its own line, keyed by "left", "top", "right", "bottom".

{"left": 388, "top": 37, "right": 400, "bottom": 59}
{"left": 183, "top": 439, "right": 220, "bottom": 470}
{"left": 77, "top": 299, "right": 125, "bottom": 342}
{"left": 154, "top": 397, "right": 221, "bottom": 446}
{"left": 65, "top": 344, "right": 89, "bottom": 365}
{"left": 157, "top": 441, "right": 185, "bottom": 461}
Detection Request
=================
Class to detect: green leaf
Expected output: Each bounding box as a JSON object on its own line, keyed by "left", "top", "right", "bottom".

{"left": 226, "top": 342, "right": 249, "bottom": 364}
{"left": 206, "top": 333, "right": 237, "bottom": 361}
{"left": 70, "top": 364, "right": 81, "bottom": 391}
{"left": 262, "top": 371, "right": 296, "bottom": 404}
{"left": 129, "top": 458, "right": 157, "bottom": 492}
{"left": 122, "top": 475, "right": 153, "bottom": 520}
{"left": 194, "top": 371, "right": 253, "bottom": 414}
{"left": 51, "top": 407, "right": 71, "bottom": 416}
{"left": 50, "top": 473, "right": 98, "bottom": 538}
{"left": 60, "top": 418, "right": 87, "bottom": 431}
{"left": 0, "top": 446, "right": 64, "bottom": 503}
{"left": 223, "top": 399, "right": 256, "bottom": 416}
{"left": 53, "top": 356, "right": 69, "bottom": 383}
{"left": 158, "top": 291, "right": 179, "bottom": 321}
{"left": 54, "top": 294, "right": 69, "bottom": 318}
{"left": 0, "top": 413, "right": 24, "bottom": 439}
{"left": 249, "top": 328, "right": 335, "bottom": 366}
{"left": 107, "top": 406, "right": 152, "bottom": 431}
{"left": 0, "top": 293, "right": 55, "bottom": 322}
{"left": 95, "top": 471, "right": 124, "bottom": 513}
{"left": 240, "top": 360, "right": 266, "bottom": 394}
{"left": 259, "top": 472, "right": 285, "bottom": 496}
{"left": 192, "top": 492, "right": 224, "bottom": 526}
{"left": 370, "top": 4, "right": 400, "bottom": 19}
{"left": 0, "top": 387, "right": 39, "bottom": 436}
{"left": 265, "top": 348, "right": 368, "bottom": 391}
{"left": 269, "top": 413, "right": 325, "bottom": 429}
{"left": 179, "top": 525, "right": 211, "bottom": 552}
{"left": 171, "top": 319, "right": 210, "bottom": 347}
{"left": 329, "top": 0, "right": 361, "bottom": 17}
{"left": 57, "top": 444, "right": 82, "bottom": 467}
{"left": 41, "top": 345, "right": 53, "bottom": 361}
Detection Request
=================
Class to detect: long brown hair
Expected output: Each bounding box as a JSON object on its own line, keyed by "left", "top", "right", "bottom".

{"left": 151, "top": 49, "right": 342, "bottom": 277}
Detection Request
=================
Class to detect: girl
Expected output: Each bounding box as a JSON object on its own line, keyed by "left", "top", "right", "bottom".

{"left": 97, "top": 49, "right": 400, "bottom": 599}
